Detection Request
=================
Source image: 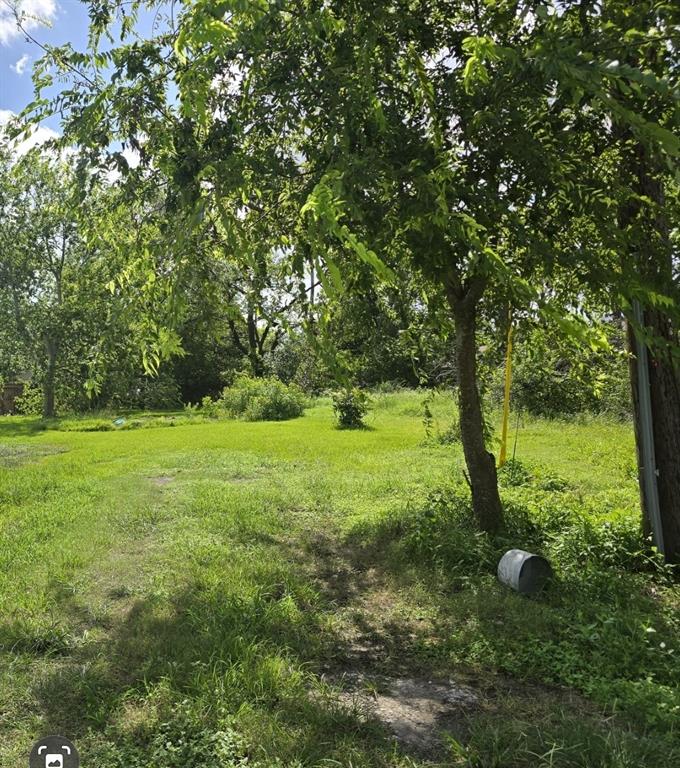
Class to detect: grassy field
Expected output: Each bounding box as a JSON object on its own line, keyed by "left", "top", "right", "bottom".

{"left": 0, "top": 391, "right": 677, "bottom": 767}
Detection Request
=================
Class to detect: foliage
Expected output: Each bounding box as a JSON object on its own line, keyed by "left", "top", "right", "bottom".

{"left": 371, "top": 479, "right": 678, "bottom": 733}
{"left": 216, "top": 374, "right": 306, "bottom": 422}
{"left": 135, "top": 373, "right": 183, "bottom": 411}
{"left": 13, "top": 384, "right": 43, "bottom": 417}
{"left": 0, "top": 147, "right": 169, "bottom": 417}
{"left": 114, "top": 703, "right": 248, "bottom": 768}
{"left": 27, "top": 0, "right": 679, "bottom": 534}
{"left": 267, "top": 333, "right": 335, "bottom": 395}
{"left": 331, "top": 388, "right": 371, "bottom": 429}
{"left": 422, "top": 389, "right": 463, "bottom": 446}
{"left": 495, "top": 321, "right": 632, "bottom": 419}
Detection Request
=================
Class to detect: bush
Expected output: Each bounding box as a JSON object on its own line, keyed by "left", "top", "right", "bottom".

{"left": 14, "top": 384, "right": 43, "bottom": 416}
{"left": 332, "top": 387, "right": 370, "bottom": 428}
{"left": 217, "top": 374, "right": 306, "bottom": 421}
{"left": 495, "top": 323, "right": 632, "bottom": 420}
{"left": 200, "top": 394, "right": 222, "bottom": 419}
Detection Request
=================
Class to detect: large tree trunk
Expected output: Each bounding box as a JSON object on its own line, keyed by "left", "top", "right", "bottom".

{"left": 43, "top": 338, "right": 58, "bottom": 419}
{"left": 620, "top": 144, "right": 680, "bottom": 562}
{"left": 627, "top": 312, "right": 680, "bottom": 562}
{"left": 451, "top": 301, "right": 504, "bottom": 533}
{"left": 246, "top": 309, "right": 265, "bottom": 377}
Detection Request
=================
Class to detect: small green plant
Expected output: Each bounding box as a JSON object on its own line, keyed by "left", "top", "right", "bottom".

{"left": 498, "top": 458, "right": 533, "bottom": 487}
{"left": 332, "top": 387, "right": 370, "bottom": 428}
{"left": 145, "top": 704, "right": 247, "bottom": 767}
{"left": 200, "top": 394, "right": 222, "bottom": 418}
{"left": 218, "top": 373, "right": 306, "bottom": 421}
{"left": 420, "top": 388, "right": 465, "bottom": 445}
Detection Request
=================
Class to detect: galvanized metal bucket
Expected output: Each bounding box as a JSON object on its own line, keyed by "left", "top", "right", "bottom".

{"left": 497, "top": 549, "right": 552, "bottom": 595}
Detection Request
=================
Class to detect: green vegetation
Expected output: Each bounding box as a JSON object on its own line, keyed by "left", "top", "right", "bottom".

{"left": 0, "top": 392, "right": 676, "bottom": 767}
{"left": 332, "top": 387, "right": 371, "bottom": 429}
{"left": 0, "top": 1, "right": 679, "bottom": 762}
{"left": 213, "top": 374, "right": 307, "bottom": 422}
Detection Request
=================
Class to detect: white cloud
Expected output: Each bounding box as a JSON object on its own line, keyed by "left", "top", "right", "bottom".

{"left": 11, "top": 53, "right": 30, "bottom": 74}
{"left": 122, "top": 145, "right": 140, "bottom": 169}
{"left": 0, "top": 109, "right": 59, "bottom": 155}
{"left": 104, "top": 145, "right": 142, "bottom": 184}
{"left": 0, "top": 0, "right": 57, "bottom": 46}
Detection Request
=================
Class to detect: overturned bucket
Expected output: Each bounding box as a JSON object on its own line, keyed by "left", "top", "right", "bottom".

{"left": 497, "top": 549, "right": 552, "bottom": 595}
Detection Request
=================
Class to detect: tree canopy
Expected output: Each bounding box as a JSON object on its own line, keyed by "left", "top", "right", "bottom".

{"left": 3, "top": 0, "right": 678, "bottom": 549}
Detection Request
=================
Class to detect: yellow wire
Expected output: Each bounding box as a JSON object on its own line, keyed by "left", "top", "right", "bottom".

{"left": 499, "top": 319, "right": 513, "bottom": 468}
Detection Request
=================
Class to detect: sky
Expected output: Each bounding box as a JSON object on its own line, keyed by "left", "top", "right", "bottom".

{"left": 0, "top": 0, "right": 92, "bottom": 133}
{"left": 0, "top": 0, "right": 163, "bottom": 147}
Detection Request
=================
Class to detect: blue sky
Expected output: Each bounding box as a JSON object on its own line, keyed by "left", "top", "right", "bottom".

{"left": 0, "top": 0, "right": 162, "bottom": 141}
{"left": 0, "top": 1, "right": 92, "bottom": 130}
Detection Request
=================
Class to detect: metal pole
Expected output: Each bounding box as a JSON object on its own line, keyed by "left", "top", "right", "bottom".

{"left": 632, "top": 300, "right": 665, "bottom": 556}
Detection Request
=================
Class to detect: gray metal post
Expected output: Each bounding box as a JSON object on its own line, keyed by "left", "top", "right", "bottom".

{"left": 633, "top": 300, "right": 665, "bottom": 556}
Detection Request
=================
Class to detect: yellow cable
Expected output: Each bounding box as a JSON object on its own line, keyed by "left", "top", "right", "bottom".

{"left": 499, "top": 319, "right": 513, "bottom": 468}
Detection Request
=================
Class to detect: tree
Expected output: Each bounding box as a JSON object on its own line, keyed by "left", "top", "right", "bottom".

{"left": 509, "top": 1, "right": 680, "bottom": 559}
{"left": 25, "top": 1, "right": 678, "bottom": 537}
{"left": 0, "top": 144, "right": 153, "bottom": 416}
{"left": 0, "top": 150, "right": 84, "bottom": 417}
{"left": 603, "top": 1, "right": 680, "bottom": 561}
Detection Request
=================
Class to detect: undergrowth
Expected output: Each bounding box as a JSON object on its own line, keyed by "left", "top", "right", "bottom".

{"left": 356, "top": 474, "right": 678, "bottom": 742}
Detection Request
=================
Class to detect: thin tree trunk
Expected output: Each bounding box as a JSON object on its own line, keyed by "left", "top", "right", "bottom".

{"left": 246, "top": 308, "right": 265, "bottom": 377}
{"left": 451, "top": 302, "right": 504, "bottom": 533}
{"left": 43, "top": 339, "right": 58, "bottom": 419}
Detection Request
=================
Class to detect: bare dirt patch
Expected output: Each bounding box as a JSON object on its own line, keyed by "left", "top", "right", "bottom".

{"left": 332, "top": 672, "right": 479, "bottom": 756}
{"left": 304, "top": 531, "right": 595, "bottom": 759}
{"left": 149, "top": 475, "right": 174, "bottom": 486}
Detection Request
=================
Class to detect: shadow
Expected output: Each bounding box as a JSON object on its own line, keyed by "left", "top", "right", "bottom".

{"left": 20, "top": 484, "right": 679, "bottom": 765}
{"left": 328, "top": 489, "right": 680, "bottom": 739}
{"left": 27, "top": 565, "right": 405, "bottom": 766}
{"left": 0, "top": 418, "right": 47, "bottom": 439}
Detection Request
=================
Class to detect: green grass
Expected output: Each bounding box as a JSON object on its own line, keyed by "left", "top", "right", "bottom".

{"left": 0, "top": 392, "right": 677, "bottom": 767}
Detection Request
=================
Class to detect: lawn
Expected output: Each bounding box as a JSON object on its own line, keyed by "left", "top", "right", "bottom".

{"left": 0, "top": 392, "right": 677, "bottom": 767}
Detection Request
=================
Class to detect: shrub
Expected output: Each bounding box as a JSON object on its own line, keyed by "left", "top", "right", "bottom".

{"left": 200, "top": 394, "right": 222, "bottom": 419}
{"left": 331, "top": 387, "right": 370, "bottom": 428}
{"left": 14, "top": 384, "right": 43, "bottom": 416}
{"left": 218, "top": 374, "right": 306, "bottom": 421}
{"left": 492, "top": 323, "right": 632, "bottom": 419}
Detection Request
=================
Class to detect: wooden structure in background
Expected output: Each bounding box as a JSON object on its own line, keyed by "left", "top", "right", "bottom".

{"left": 0, "top": 383, "right": 25, "bottom": 415}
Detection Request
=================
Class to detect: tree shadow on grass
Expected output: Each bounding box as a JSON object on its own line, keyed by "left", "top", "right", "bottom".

{"left": 0, "top": 418, "right": 47, "bottom": 439}
{"left": 329, "top": 498, "right": 680, "bottom": 753}
{"left": 23, "top": 488, "right": 680, "bottom": 766}
{"left": 27, "top": 574, "right": 401, "bottom": 766}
